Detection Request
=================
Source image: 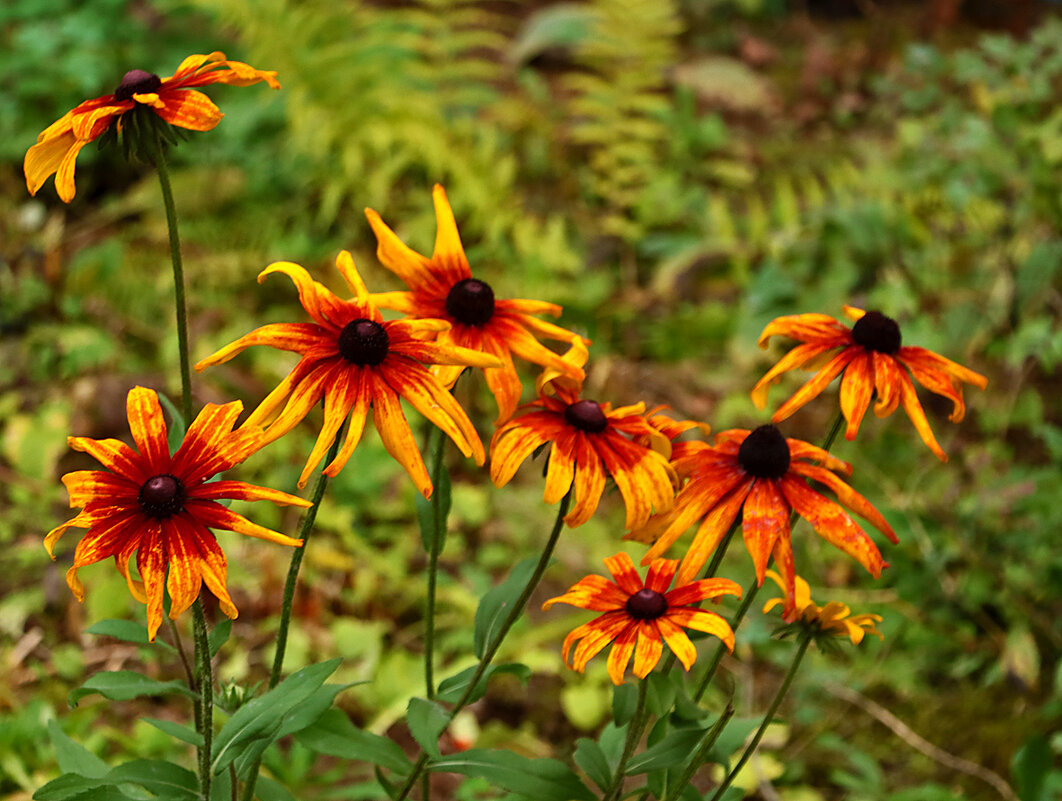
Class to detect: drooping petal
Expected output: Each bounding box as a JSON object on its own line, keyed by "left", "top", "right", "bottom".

{"left": 489, "top": 421, "right": 551, "bottom": 487}
{"left": 779, "top": 476, "right": 887, "bottom": 578}
{"left": 164, "top": 516, "right": 204, "bottom": 619}
{"left": 370, "top": 377, "right": 433, "bottom": 498}
{"left": 666, "top": 608, "right": 734, "bottom": 651}
{"left": 655, "top": 617, "right": 699, "bottom": 669}
{"left": 739, "top": 479, "right": 790, "bottom": 586}
{"left": 632, "top": 627, "right": 664, "bottom": 679}
{"left": 896, "top": 371, "right": 948, "bottom": 461}
{"left": 771, "top": 348, "right": 858, "bottom": 423}
{"left": 543, "top": 430, "right": 577, "bottom": 505}
{"left": 791, "top": 464, "right": 897, "bottom": 543}
{"left": 606, "top": 625, "right": 639, "bottom": 685}
{"left": 674, "top": 478, "right": 754, "bottom": 586}
{"left": 153, "top": 88, "right": 223, "bottom": 131}
{"left": 136, "top": 522, "right": 167, "bottom": 641}
{"left": 839, "top": 351, "right": 875, "bottom": 440}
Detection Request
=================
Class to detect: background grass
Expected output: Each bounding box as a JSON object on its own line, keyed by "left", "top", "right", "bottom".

{"left": 2, "top": 1, "right": 1061, "bottom": 799}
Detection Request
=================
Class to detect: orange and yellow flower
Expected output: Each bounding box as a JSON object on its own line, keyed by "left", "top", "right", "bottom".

{"left": 25, "top": 52, "right": 280, "bottom": 203}
{"left": 195, "top": 251, "right": 500, "bottom": 495}
{"left": 751, "top": 307, "right": 988, "bottom": 461}
{"left": 543, "top": 552, "right": 741, "bottom": 685}
{"left": 489, "top": 340, "right": 675, "bottom": 529}
{"left": 366, "top": 185, "right": 587, "bottom": 423}
{"left": 627, "top": 425, "right": 897, "bottom": 616}
{"left": 763, "top": 570, "right": 883, "bottom": 644}
{"left": 45, "top": 387, "right": 309, "bottom": 640}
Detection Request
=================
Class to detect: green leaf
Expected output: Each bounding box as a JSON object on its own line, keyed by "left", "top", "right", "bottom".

{"left": 156, "top": 391, "right": 187, "bottom": 455}
{"left": 509, "top": 3, "right": 596, "bottom": 65}
{"left": 84, "top": 620, "right": 175, "bottom": 653}
{"left": 255, "top": 776, "right": 297, "bottom": 801}
{"left": 611, "top": 683, "right": 638, "bottom": 726}
{"left": 435, "top": 663, "right": 531, "bottom": 704}
{"left": 209, "top": 618, "right": 232, "bottom": 658}
{"left": 626, "top": 727, "right": 704, "bottom": 774}
{"left": 142, "top": 717, "right": 204, "bottom": 747}
{"left": 407, "top": 697, "right": 449, "bottom": 758}
{"left": 645, "top": 672, "right": 676, "bottom": 716}
{"left": 107, "top": 759, "right": 198, "bottom": 798}
{"left": 706, "top": 717, "right": 760, "bottom": 767}
{"left": 274, "top": 683, "right": 359, "bottom": 739}
{"left": 34, "top": 773, "right": 110, "bottom": 801}
{"left": 295, "top": 709, "right": 412, "bottom": 775}
{"left": 428, "top": 750, "right": 595, "bottom": 801}
{"left": 573, "top": 738, "right": 612, "bottom": 792}
{"left": 474, "top": 557, "right": 540, "bottom": 658}
{"left": 1013, "top": 735, "right": 1051, "bottom": 801}
{"left": 211, "top": 659, "right": 340, "bottom": 776}
{"left": 68, "top": 671, "right": 195, "bottom": 708}
{"left": 415, "top": 435, "right": 451, "bottom": 553}
{"left": 47, "top": 720, "right": 108, "bottom": 778}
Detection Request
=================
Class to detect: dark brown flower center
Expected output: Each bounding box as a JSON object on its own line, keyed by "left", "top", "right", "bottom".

{"left": 737, "top": 424, "right": 791, "bottom": 479}
{"left": 338, "top": 319, "right": 389, "bottom": 365}
{"left": 445, "top": 278, "right": 495, "bottom": 326}
{"left": 851, "top": 310, "right": 901, "bottom": 355}
{"left": 115, "top": 70, "right": 163, "bottom": 102}
{"left": 626, "top": 589, "right": 668, "bottom": 620}
{"left": 564, "top": 399, "right": 608, "bottom": 433}
{"left": 139, "top": 474, "right": 186, "bottom": 519}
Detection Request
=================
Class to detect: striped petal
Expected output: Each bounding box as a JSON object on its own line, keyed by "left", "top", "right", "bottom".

{"left": 126, "top": 387, "right": 171, "bottom": 471}
{"left": 185, "top": 500, "right": 303, "bottom": 547}
{"left": 153, "top": 88, "right": 223, "bottom": 131}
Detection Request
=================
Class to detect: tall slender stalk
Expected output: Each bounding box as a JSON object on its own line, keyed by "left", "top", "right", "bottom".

{"left": 192, "top": 601, "right": 213, "bottom": 800}
{"left": 149, "top": 131, "right": 192, "bottom": 427}
{"left": 393, "top": 492, "right": 573, "bottom": 801}
{"left": 603, "top": 679, "right": 649, "bottom": 801}
{"left": 424, "top": 427, "right": 447, "bottom": 700}
{"left": 708, "top": 633, "right": 811, "bottom": 801}
{"left": 660, "top": 704, "right": 735, "bottom": 801}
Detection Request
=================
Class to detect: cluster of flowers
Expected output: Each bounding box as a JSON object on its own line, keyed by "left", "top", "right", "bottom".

{"left": 36, "top": 54, "right": 987, "bottom": 683}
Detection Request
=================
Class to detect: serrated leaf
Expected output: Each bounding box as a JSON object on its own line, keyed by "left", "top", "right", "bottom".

{"left": 211, "top": 659, "right": 340, "bottom": 776}
{"left": 428, "top": 750, "right": 594, "bottom": 801}
{"left": 295, "top": 708, "right": 411, "bottom": 774}
{"left": 84, "top": 620, "right": 175, "bottom": 653}
{"left": 68, "top": 672, "right": 195, "bottom": 708}
{"left": 33, "top": 772, "right": 110, "bottom": 801}
{"left": 407, "top": 697, "right": 449, "bottom": 758}
{"left": 474, "top": 557, "right": 540, "bottom": 658}
{"left": 573, "top": 738, "right": 612, "bottom": 792}
{"left": 435, "top": 663, "right": 530, "bottom": 704}
{"left": 275, "top": 682, "right": 359, "bottom": 739}
{"left": 142, "top": 717, "right": 204, "bottom": 747}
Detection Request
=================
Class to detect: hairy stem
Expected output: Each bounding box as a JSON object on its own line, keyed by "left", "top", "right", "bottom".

{"left": 603, "top": 679, "right": 649, "bottom": 801}
{"left": 192, "top": 601, "right": 213, "bottom": 800}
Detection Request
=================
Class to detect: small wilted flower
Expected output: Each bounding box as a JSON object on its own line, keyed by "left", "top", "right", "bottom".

{"left": 763, "top": 570, "right": 883, "bottom": 645}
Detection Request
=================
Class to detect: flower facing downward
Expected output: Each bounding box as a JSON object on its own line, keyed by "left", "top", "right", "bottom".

{"left": 45, "top": 387, "right": 310, "bottom": 640}
{"left": 489, "top": 340, "right": 675, "bottom": 529}
{"left": 763, "top": 570, "right": 883, "bottom": 644}
{"left": 366, "top": 185, "right": 587, "bottom": 423}
{"left": 195, "top": 251, "right": 500, "bottom": 495}
{"left": 627, "top": 425, "right": 897, "bottom": 617}
{"left": 543, "top": 552, "right": 741, "bottom": 685}
{"left": 25, "top": 52, "right": 280, "bottom": 203}
{"left": 751, "top": 307, "right": 988, "bottom": 461}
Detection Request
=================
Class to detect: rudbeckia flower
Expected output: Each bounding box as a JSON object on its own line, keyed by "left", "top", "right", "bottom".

{"left": 25, "top": 52, "right": 280, "bottom": 203}
{"left": 543, "top": 552, "right": 741, "bottom": 685}
{"left": 45, "top": 387, "right": 310, "bottom": 641}
{"left": 626, "top": 424, "right": 897, "bottom": 616}
{"left": 750, "top": 307, "right": 988, "bottom": 462}
{"left": 489, "top": 340, "right": 675, "bottom": 529}
{"left": 195, "top": 251, "right": 500, "bottom": 495}
{"left": 366, "top": 185, "right": 587, "bottom": 423}
{"left": 763, "top": 570, "right": 883, "bottom": 644}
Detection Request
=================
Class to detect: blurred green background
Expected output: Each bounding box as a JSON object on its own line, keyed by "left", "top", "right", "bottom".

{"left": 2, "top": 0, "right": 1061, "bottom": 799}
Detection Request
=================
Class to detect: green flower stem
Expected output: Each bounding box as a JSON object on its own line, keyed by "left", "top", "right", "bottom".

{"left": 693, "top": 577, "right": 761, "bottom": 703}
{"left": 603, "top": 678, "right": 649, "bottom": 801}
{"left": 192, "top": 600, "right": 213, "bottom": 801}
{"left": 394, "top": 491, "right": 573, "bottom": 801}
{"left": 708, "top": 633, "right": 811, "bottom": 801}
{"left": 822, "top": 411, "right": 844, "bottom": 454}
{"left": 661, "top": 703, "right": 735, "bottom": 801}
{"left": 149, "top": 131, "right": 192, "bottom": 427}
{"left": 424, "top": 427, "right": 447, "bottom": 700}
{"left": 239, "top": 434, "right": 343, "bottom": 801}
